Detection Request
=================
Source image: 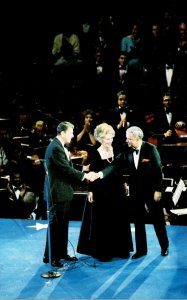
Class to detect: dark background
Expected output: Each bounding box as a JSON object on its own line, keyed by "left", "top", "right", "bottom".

{"left": 0, "top": 1, "right": 186, "bottom": 114}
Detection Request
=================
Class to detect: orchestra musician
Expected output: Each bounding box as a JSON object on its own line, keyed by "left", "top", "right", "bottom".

{"left": 144, "top": 91, "right": 187, "bottom": 146}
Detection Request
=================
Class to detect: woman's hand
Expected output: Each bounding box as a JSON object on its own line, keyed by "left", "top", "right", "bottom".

{"left": 154, "top": 191, "right": 162, "bottom": 202}
{"left": 88, "top": 191, "right": 94, "bottom": 203}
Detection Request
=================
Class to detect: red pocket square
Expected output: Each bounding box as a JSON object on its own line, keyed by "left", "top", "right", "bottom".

{"left": 141, "top": 158, "right": 150, "bottom": 163}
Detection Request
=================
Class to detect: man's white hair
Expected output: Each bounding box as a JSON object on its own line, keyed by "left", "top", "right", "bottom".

{"left": 126, "top": 126, "right": 144, "bottom": 139}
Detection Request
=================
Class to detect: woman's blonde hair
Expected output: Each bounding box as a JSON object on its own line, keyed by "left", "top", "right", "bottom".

{"left": 94, "top": 123, "right": 115, "bottom": 143}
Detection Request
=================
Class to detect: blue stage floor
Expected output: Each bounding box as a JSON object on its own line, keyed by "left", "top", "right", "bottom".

{"left": 1, "top": 219, "right": 187, "bottom": 299}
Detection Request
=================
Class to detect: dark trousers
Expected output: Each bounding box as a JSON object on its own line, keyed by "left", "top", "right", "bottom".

{"left": 133, "top": 198, "right": 169, "bottom": 253}
{"left": 44, "top": 202, "right": 71, "bottom": 261}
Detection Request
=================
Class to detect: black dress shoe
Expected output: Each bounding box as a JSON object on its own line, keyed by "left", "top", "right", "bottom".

{"left": 64, "top": 255, "right": 78, "bottom": 261}
{"left": 161, "top": 248, "right": 169, "bottom": 256}
{"left": 131, "top": 252, "right": 147, "bottom": 259}
{"left": 51, "top": 260, "right": 64, "bottom": 267}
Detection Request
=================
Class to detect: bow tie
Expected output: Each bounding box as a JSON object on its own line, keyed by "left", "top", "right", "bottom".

{"left": 119, "top": 66, "right": 127, "bottom": 70}
{"left": 118, "top": 107, "right": 126, "bottom": 113}
{"left": 166, "top": 64, "right": 173, "bottom": 69}
{"left": 133, "top": 149, "right": 139, "bottom": 154}
{"left": 14, "top": 186, "right": 21, "bottom": 191}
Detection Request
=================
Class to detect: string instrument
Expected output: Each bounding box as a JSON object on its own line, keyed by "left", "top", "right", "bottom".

{"left": 175, "top": 128, "right": 187, "bottom": 139}
{"left": 27, "top": 154, "right": 41, "bottom": 165}
{"left": 145, "top": 112, "right": 187, "bottom": 145}
{"left": 70, "top": 150, "right": 88, "bottom": 160}
{"left": 147, "top": 135, "right": 160, "bottom": 146}
{"left": 148, "top": 128, "right": 187, "bottom": 146}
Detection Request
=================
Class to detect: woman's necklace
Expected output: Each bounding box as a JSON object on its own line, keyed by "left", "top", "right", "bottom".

{"left": 106, "top": 155, "right": 114, "bottom": 163}
{"left": 98, "top": 146, "right": 114, "bottom": 163}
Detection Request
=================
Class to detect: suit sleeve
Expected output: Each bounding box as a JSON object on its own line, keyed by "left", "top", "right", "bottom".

{"left": 51, "top": 144, "right": 84, "bottom": 182}
{"left": 152, "top": 145, "right": 163, "bottom": 192}
{"left": 102, "top": 152, "right": 127, "bottom": 178}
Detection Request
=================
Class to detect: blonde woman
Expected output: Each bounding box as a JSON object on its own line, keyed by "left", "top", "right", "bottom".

{"left": 77, "top": 123, "right": 133, "bottom": 262}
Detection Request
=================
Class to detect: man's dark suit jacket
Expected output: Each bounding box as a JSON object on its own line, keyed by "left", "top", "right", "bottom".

{"left": 102, "top": 141, "right": 163, "bottom": 196}
{"left": 44, "top": 137, "right": 84, "bottom": 206}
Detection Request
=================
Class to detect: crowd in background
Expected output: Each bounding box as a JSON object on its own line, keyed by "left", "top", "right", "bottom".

{"left": 0, "top": 11, "right": 187, "bottom": 221}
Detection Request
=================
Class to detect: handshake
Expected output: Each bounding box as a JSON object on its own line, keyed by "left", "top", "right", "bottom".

{"left": 84, "top": 171, "right": 103, "bottom": 182}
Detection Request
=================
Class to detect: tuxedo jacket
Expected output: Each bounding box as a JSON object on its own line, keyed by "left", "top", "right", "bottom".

{"left": 155, "top": 64, "right": 184, "bottom": 95}
{"left": 107, "top": 106, "right": 138, "bottom": 129}
{"left": 149, "top": 106, "right": 186, "bottom": 144}
{"left": 44, "top": 137, "right": 84, "bottom": 206}
{"left": 102, "top": 141, "right": 163, "bottom": 199}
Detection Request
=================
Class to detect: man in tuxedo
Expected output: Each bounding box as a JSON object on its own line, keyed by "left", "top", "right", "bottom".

{"left": 97, "top": 126, "right": 168, "bottom": 259}
{"left": 145, "top": 91, "right": 186, "bottom": 145}
{"left": 4, "top": 168, "right": 37, "bottom": 219}
{"left": 155, "top": 50, "right": 184, "bottom": 97}
{"left": 43, "top": 121, "right": 98, "bottom": 267}
{"left": 106, "top": 90, "right": 142, "bottom": 153}
{"left": 121, "top": 126, "right": 169, "bottom": 258}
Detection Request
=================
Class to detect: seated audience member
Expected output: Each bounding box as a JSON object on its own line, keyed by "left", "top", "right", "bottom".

{"left": 7, "top": 141, "right": 47, "bottom": 219}
{"left": 109, "top": 51, "right": 130, "bottom": 94}
{"left": 0, "top": 134, "right": 9, "bottom": 176}
{"left": 7, "top": 140, "right": 32, "bottom": 180}
{"left": 144, "top": 91, "right": 186, "bottom": 145}
{"left": 51, "top": 22, "right": 82, "bottom": 86}
{"left": 29, "top": 120, "right": 50, "bottom": 159}
{"left": 13, "top": 107, "right": 32, "bottom": 138}
{"left": 155, "top": 50, "right": 184, "bottom": 98}
{"left": 120, "top": 21, "right": 145, "bottom": 85}
{"left": 83, "top": 47, "right": 110, "bottom": 110}
{"left": 74, "top": 109, "right": 97, "bottom": 154}
{"left": 51, "top": 22, "right": 81, "bottom": 67}
{"left": 3, "top": 167, "right": 38, "bottom": 219}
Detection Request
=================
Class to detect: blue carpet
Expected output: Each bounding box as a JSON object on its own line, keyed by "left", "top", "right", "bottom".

{"left": 0, "top": 219, "right": 187, "bottom": 299}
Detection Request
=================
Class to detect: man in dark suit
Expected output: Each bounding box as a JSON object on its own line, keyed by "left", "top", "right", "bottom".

{"left": 97, "top": 126, "right": 169, "bottom": 259}
{"left": 121, "top": 126, "right": 169, "bottom": 259}
{"left": 145, "top": 91, "right": 186, "bottom": 145}
{"left": 43, "top": 121, "right": 97, "bottom": 267}
{"left": 106, "top": 90, "right": 142, "bottom": 154}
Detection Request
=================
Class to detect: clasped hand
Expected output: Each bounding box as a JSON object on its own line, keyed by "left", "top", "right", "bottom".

{"left": 84, "top": 171, "right": 102, "bottom": 182}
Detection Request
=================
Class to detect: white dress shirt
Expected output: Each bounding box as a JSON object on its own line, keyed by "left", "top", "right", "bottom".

{"left": 63, "top": 144, "right": 70, "bottom": 160}
{"left": 166, "top": 65, "right": 174, "bottom": 87}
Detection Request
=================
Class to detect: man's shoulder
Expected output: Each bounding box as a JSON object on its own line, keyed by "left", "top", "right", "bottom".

{"left": 142, "top": 141, "right": 160, "bottom": 156}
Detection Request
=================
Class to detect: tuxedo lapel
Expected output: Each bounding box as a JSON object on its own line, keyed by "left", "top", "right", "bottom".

{"left": 128, "top": 151, "right": 136, "bottom": 169}
{"left": 128, "top": 152, "right": 134, "bottom": 164}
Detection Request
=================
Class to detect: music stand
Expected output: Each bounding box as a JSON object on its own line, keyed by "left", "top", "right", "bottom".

{"left": 172, "top": 178, "right": 185, "bottom": 206}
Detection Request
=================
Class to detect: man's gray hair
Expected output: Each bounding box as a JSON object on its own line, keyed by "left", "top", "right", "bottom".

{"left": 126, "top": 126, "right": 144, "bottom": 139}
